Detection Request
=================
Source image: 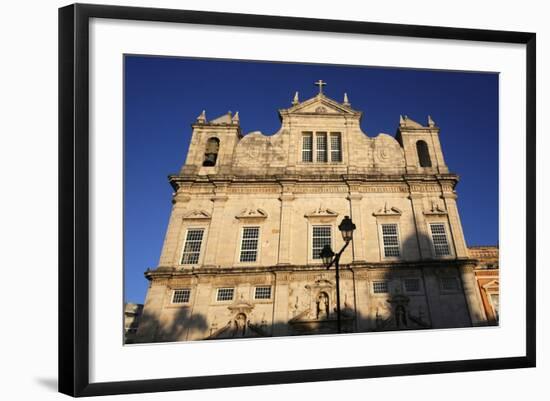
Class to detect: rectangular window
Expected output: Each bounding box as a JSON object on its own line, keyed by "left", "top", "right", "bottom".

{"left": 430, "top": 223, "right": 451, "bottom": 256}
{"left": 441, "top": 277, "right": 458, "bottom": 291}
{"left": 181, "top": 228, "right": 205, "bottom": 264}
{"left": 302, "top": 132, "right": 313, "bottom": 162}
{"left": 312, "top": 225, "right": 332, "bottom": 259}
{"left": 330, "top": 133, "right": 342, "bottom": 162}
{"left": 172, "top": 289, "right": 191, "bottom": 304}
{"left": 254, "top": 286, "right": 272, "bottom": 300}
{"left": 404, "top": 278, "right": 420, "bottom": 293}
{"left": 240, "top": 227, "right": 260, "bottom": 262}
{"left": 381, "top": 224, "right": 400, "bottom": 257}
{"left": 373, "top": 281, "right": 389, "bottom": 294}
{"left": 216, "top": 288, "right": 234, "bottom": 302}
{"left": 316, "top": 132, "right": 327, "bottom": 162}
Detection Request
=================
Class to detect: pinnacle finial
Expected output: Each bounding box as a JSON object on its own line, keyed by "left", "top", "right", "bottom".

{"left": 428, "top": 115, "right": 435, "bottom": 127}
{"left": 196, "top": 110, "right": 207, "bottom": 123}
{"left": 232, "top": 111, "right": 240, "bottom": 123}
{"left": 292, "top": 91, "right": 300, "bottom": 105}
{"left": 399, "top": 115, "right": 405, "bottom": 126}
{"left": 343, "top": 92, "right": 350, "bottom": 106}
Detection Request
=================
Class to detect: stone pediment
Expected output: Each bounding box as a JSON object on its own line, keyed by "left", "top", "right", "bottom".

{"left": 281, "top": 94, "right": 360, "bottom": 117}
{"left": 235, "top": 208, "right": 268, "bottom": 219}
{"left": 182, "top": 210, "right": 211, "bottom": 220}
{"left": 373, "top": 203, "right": 402, "bottom": 217}
{"left": 209, "top": 111, "right": 236, "bottom": 125}
{"left": 305, "top": 206, "right": 339, "bottom": 219}
{"left": 399, "top": 115, "right": 424, "bottom": 128}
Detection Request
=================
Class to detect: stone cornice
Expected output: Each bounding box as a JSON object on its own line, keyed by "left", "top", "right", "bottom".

{"left": 169, "top": 173, "right": 459, "bottom": 185}
{"left": 144, "top": 258, "right": 478, "bottom": 280}
{"left": 167, "top": 173, "right": 461, "bottom": 196}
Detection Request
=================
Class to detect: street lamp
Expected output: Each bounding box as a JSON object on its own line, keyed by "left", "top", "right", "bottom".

{"left": 320, "top": 215, "right": 356, "bottom": 333}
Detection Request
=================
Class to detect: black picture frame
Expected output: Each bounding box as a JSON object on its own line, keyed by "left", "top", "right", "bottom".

{"left": 58, "top": 3, "right": 536, "bottom": 397}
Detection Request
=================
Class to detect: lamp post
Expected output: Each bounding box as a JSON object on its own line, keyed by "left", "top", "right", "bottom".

{"left": 320, "top": 215, "right": 356, "bottom": 334}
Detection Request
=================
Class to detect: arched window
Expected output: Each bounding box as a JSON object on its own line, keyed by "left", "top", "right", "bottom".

{"left": 416, "top": 140, "right": 432, "bottom": 167}
{"left": 203, "top": 137, "right": 220, "bottom": 166}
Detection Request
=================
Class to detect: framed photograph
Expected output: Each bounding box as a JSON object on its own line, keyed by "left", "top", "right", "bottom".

{"left": 58, "top": 3, "right": 536, "bottom": 397}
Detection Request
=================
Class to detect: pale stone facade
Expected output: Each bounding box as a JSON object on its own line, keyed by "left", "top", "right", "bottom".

{"left": 135, "top": 84, "right": 490, "bottom": 343}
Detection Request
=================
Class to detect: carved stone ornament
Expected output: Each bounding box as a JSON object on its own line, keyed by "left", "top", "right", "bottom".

{"left": 373, "top": 203, "right": 402, "bottom": 217}
{"left": 182, "top": 210, "right": 211, "bottom": 220}
{"left": 315, "top": 106, "right": 327, "bottom": 113}
{"left": 304, "top": 206, "right": 339, "bottom": 218}
{"left": 423, "top": 201, "right": 448, "bottom": 216}
{"left": 235, "top": 208, "right": 268, "bottom": 219}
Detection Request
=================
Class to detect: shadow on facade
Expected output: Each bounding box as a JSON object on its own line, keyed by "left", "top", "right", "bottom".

{"left": 130, "top": 231, "right": 481, "bottom": 344}
{"left": 133, "top": 306, "right": 209, "bottom": 344}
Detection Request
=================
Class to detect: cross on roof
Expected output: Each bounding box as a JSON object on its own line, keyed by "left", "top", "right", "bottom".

{"left": 314, "top": 79, "right": 327, "bottom": 94}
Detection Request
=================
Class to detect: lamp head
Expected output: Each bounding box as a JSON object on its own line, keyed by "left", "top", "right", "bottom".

{"left": 320, "top": 244, "right": 335, "bottom": 267}
{"left": 339, "top": 215, "right": 356, "bottom": 242}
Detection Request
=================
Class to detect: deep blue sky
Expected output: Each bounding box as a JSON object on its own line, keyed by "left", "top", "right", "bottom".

{"left": 124, "top": 55, "right": 498, "bottom": 304}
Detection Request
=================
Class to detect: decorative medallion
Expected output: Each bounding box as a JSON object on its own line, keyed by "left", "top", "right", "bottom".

{"left": 315, "top": 106, "right": 327, "bottom": 114}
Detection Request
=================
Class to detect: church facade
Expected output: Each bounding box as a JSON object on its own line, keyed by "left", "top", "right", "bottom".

{"left": 135, "top": 82, "right": 491, "bottom": 342}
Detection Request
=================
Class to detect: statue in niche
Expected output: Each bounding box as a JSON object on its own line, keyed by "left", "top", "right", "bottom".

{"left": 395, "top": 305, "right": 408, "bottom": 328}
{"left": 316, "top": 292, "right": 329, "bottom": 320}
{"left": 232, "top": 313, "right": 247, "bottom": 337}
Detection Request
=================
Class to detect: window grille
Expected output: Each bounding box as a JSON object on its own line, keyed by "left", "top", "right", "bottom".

{"left": 181, "top": 228, "right": 204, "bottom": 264}
{"left": 240, "top": 227, "right": 260, "bottom": 262}
{"left": 381, "top": 224, "right": 400, "bottom": 257}
{"left": 330, "top": 133, "right": 342, "bottom": 162}
{"left": 172, "top": 289, "right": 191, "bottom": 303}
{"left": 441, "top": 277, "right": 458, "bottom": 291}
{"left": 254, "top": 286, "right": 272, "bottom": 299}
{"left": 373, "top": 281, "right": 389, "bottom": 294}
{"left": 216, "top": 288, "right": 234, "bottom": 301}
{"left": 430, "top": 223, "right": 451, "bottom": 256}
{"left": 316, "top": 133, "right": 327, "bottom": 162}
{"left": 404, "top": 278, "right": 420, "bottom": 292}
{"left": 312, "top": 226, "right": 332, "bottom": 259}
{"left": 302, "top": 133, "right": 313, "bottom": 162}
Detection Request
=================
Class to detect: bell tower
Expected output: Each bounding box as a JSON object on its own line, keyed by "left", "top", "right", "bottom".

{"left": 180, "top": 110, "right": 242, "bottom": 175}
{"left": 395, "top": 115, "right": 449, "bottom": 174}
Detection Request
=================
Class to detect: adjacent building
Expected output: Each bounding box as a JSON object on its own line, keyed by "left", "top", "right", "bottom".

{"left": 124, "top": 303, "right": 143, "bottom": 344}
{"left": 469, "top": 246, "right": 499, "bottom": 325}
{"left": 135, "top": 82, "right": 493, "bottom": 342}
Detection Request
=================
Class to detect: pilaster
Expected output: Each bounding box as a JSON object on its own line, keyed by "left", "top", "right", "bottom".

{"left": 459, "top": 264, "right": 488, "bottom": 326}
{"left": 203, "top": 193, "right": 228, "bottom": 267}
{"left": 441, "top": 192, "right": 469, "bottom": 258}
{"left": 272, "top": 271, "right": 291, "bottom": 336}
{"left": 409, "top": 192, "right": 432, "bottom": 259}
{"left": 277, "top": 182, "right": 296, "bottom": 265}
{"left": 347, "top": 193, "right": 366, "bottom": 262}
